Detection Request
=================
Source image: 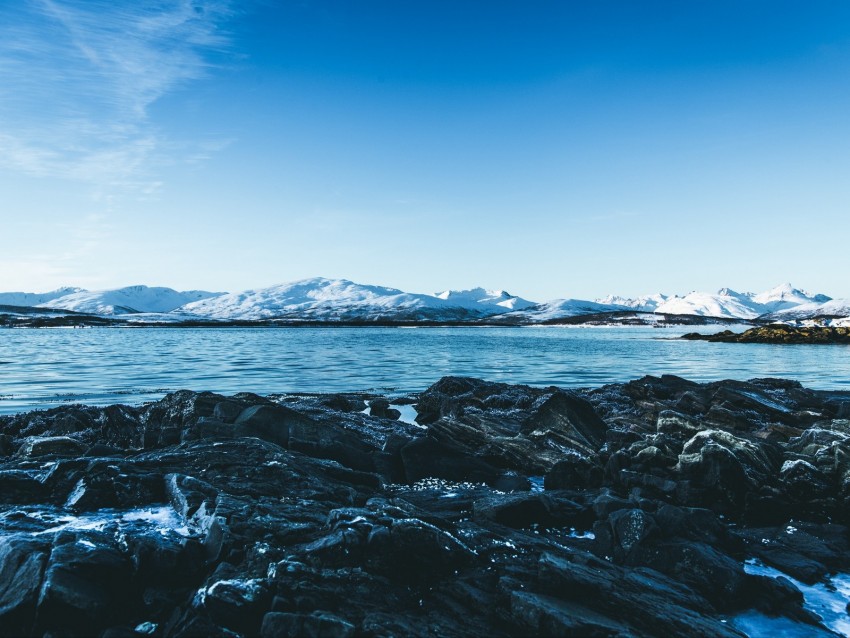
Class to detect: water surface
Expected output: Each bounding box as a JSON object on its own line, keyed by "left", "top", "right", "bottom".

{"left": 1, "top": 326, "right": 848, "bottom": 414}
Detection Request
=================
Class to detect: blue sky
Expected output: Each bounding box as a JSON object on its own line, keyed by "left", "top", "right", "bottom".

{"left": 2, "top": 0, "right": 850, "bottom": 301}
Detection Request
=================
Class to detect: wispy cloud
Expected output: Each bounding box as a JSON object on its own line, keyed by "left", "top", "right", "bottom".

{"left": 0, "top": 213, "right": 115, "bottom": 291}
{"left": 0, "top": 0, "right": 236, "bottom": 188}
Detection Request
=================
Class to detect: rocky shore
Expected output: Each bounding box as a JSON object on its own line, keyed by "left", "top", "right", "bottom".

{"left": 683, "top": 324, "right": 850, "bottom": 344}
{"left": 2, "top": 375, "right": 850, "bottom": 636}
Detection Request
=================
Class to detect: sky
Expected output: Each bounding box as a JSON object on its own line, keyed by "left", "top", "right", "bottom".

{"left": 2, "top": 0, "right": 850, "bottom": 302}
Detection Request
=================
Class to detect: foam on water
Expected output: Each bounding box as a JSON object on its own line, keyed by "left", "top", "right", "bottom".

{"left": 24, "top": 505, "right": 191, "bottom": 538}
{"left": 733, "top": 558, "right": 850, "bottom": 637}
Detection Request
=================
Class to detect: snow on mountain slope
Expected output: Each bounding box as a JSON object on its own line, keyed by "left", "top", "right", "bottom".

{"left": 751, "top": 283, "right": 831, "bottom": 313}
{"left": 654, "top": 290, "right": 763, "bottom": 320}
{"left": 2, "top": 279, "right": 839, "bottom": 323}
{"left": 39, "top": 286, "right": 224, "bottom": 315}
{"left": 496, "top": 298, "right": 629, "bottom": 323}
{"left": 765, "top": 298, "right": 850, "bottom": 322}
{"left": 595, "top": 293, "right": 668, "bottom": 312}
{"left": 653, "top": 284, "right": 833, "bottom": 319}
{"left": 0, "top": 287, "right": 85, "bottom": 307}
{"left": 178, "top": 278, "right": 528, "bottom": 321}
{"left": 434, "top": 288, "right": 536, "bottom": 312}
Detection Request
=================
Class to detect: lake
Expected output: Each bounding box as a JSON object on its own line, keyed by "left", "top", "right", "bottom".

{"left": 1, "top": 325, "right": 848, "bottom": 415}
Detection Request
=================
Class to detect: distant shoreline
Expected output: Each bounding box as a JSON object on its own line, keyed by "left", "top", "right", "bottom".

{"left": 0, "top": 308, "right": 753, "bottom": 329}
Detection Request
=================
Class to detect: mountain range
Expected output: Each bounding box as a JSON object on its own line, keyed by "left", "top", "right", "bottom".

{"left": 1, "top": 279, "right": 846, "bottom": 325}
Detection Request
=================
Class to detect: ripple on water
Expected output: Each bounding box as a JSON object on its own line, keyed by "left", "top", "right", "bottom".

{"left": 3, "top": 326, "right": 850, "bottom": 415}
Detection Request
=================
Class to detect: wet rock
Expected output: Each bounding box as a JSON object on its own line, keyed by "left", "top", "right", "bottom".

{"left": 509, "top": 590, "right": 629, "bottom": 636}
{"left": 212, "top": 400, "right": 243, "bottom": 424}
{"left": 0, "top": 537, "right": 50, "bottom": 634}
{"left": 608, "top": 508, "right": 659, "bottom": 559}
{"left": 0, "top": 377, "right": 848, "bottom": 636}
{"left": 656, "top": 411, "right": 704, "bottom": 438}
{"left": 195, "top": 578, "right": 271, "bottom": 635}
{"left": 261, "top": 611, "right": 354, "bottom": 638}
{"left": 536, "top": 551, "right": 741, "bottom": 637}
{"left": 368, "top": 399, "right": 400, "bottom": 420}
{"left": 0, "top": 470, "right": 46, "bottom": 504}
{"left": 675, "top": 430, "right": 778, "bottom": 510}
{"left": 544, "top": 454, "right": 603, "bottom": 490}
{"left": 473, "top": 493, "right": 579, "bottom": 529}
{"left": 15, "top": 436, "right": 87, "bottom": 458}
{"left": 319, "top": 394, "right": 367, "bottom": 413}
{"left": 165, "top": 473, "right": 218, "bottom": 526}
{"left": 37, "top": 534, "right": 134, "bottom": 633}
{"left": 399, "top": 436, "right": 501, "bottom": 485}
{"left": 520, "top": 391, "right": 607, "bottom": 456}
{"left": 233, "top": 404, "right": 301, "bottom": 448}
{"left": 0, "top": 434, "right": 13, "bottom": 457}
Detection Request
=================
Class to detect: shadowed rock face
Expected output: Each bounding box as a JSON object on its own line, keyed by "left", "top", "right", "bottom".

{"left": 0, "top": 375, "right": 850, "bottom": 636}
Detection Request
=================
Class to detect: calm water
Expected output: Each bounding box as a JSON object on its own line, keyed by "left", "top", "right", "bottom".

{"left": 1, "top": 326, "right": 848, "bottom": 415}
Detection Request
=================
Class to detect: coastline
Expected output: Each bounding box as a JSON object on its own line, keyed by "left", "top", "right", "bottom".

{"left": 1, "top": 375, "right": 849, "bottom": 636}
{"left": 683, "top": 325, "right": 850, "bottom": 344}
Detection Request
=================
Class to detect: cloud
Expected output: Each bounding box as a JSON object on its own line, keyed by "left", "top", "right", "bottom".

{"left": 0, "top": 0, "right": 236, "bottom": 188}
{"left": 0, "top": 213, "right": 115, "bottom": 291}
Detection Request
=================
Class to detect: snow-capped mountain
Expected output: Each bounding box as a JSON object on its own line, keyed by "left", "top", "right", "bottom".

{"left": 764, "top": 298, "right": 850, "bottom": 322}
{"left": 496, "top": 298, "right": 628, "bottom": 323}
{"left": 39, "top": 286, "right": 223, "bottom": 315}
{"left": 751, "top": 283, "right": 831, "bottom": 313}
{"left": 178, "top": 278, "right": 533, "bottom": 321}
{"left": 652, "top": 284, "right": 832, "bottom": 320}
{"left": 595, "top": 293, "right": 669, "bottom": 313}
{"left": 0, "top": 287, "right": 85, "bottom": 307}
{"left": 1, "top": 279, "right": 843, "bottom": 323}
{"left": 654, "top": 289, "right": 764, "bottom": 320}
{"left": 434, "top": 288, "right": 535, "bottom": 312}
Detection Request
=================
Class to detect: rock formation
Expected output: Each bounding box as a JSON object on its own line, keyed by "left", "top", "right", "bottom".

{"left": 2, "top": 375, "right": 850, "bottom": 636}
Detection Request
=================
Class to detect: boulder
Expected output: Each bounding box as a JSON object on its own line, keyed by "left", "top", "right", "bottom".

{"left": 0, "top": 537, "right": 50, "bottom": 633}
{"left": 234, "top": 404, "right": 301, "bottom": 448}
{"left": 15, "top": 436, "right": 87, "bottom": 458}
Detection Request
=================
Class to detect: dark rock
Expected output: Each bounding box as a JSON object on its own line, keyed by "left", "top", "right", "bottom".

{"left": 537, "top": 551, "right": 741, "bottom": 637}
{"left": 400, "top": 436, "right": 501, "bottom": 485}
{"left": 368, "top": 399, "right": 400, "bottom": 420}
{"left": 509, "top": 590, "right": 629, "bottom": 636}
{"left": 261, "top": 611, "right": 354, "bottom": 638}
{"left": 195, "top": 578, "right": 271, "bottom": 635}
{"left": 491, "top": 471, "right": 531, "bottom": 492}
{"left": 0, "top": 434, "right": 13, "bottom": 457}
{"left": 83, "top": 443, "right": 124, "bottom": 457}
{"left": 473, "top": 493, "right": 569, "bottom": 529}
{"left": 684, "top": 325, "right": 850, "bottom": 344}
{"left": 0, "top": 537, "right": 50, "bottom": 634}
{"left": 607, "top": 508, "right": 659, "bottom": 560}
{"left": 37, "top": 535, "right": 134, "bottom": 633}
{"left": 520, "top": 391, "right": 608, "bottom": 456}
{"left": 675, "top": 430, "right": 778, "bottom": 510}
{"left": 0, "top": 377, "right": 848, "bottom": 636}
{"left": 780, "top": 459, "right": 832, "bottom": 501}
{"left": 545, "top": 454, "right": 603, "bottom": 490}
{"left": 234, "top": 404, "right": 301, "bottom": 448}
{"left": 15, "top": 436, "right": 87, "bottom": 458}
{"left": 0, "top": 470, "right": 46, "bottom": 504}
{"left": 319, "top": 394, "right": 366, "bottom": 413}
{"left": 213, "top": 401, "right": 243, "bottom": 423}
